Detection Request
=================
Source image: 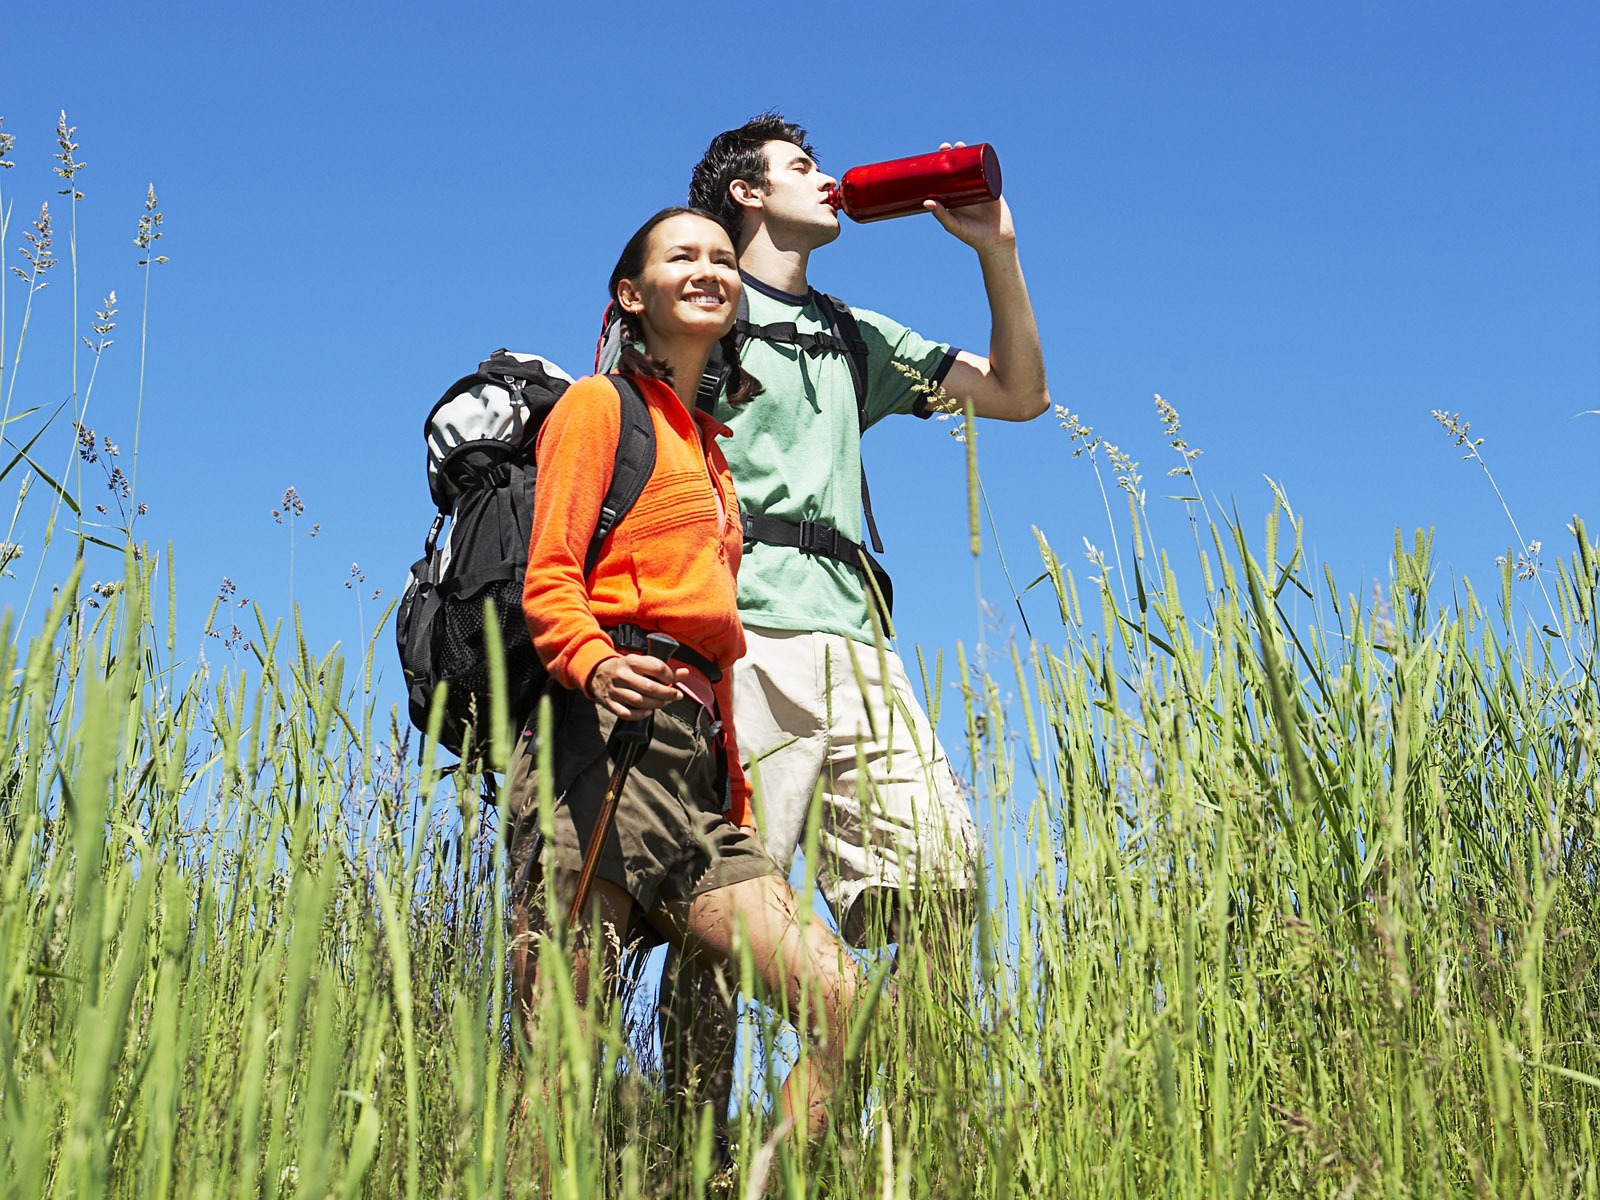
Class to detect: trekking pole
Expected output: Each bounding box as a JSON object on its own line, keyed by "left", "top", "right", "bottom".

{"left": 567, "top": 632, "right": 680, "bottom": 929}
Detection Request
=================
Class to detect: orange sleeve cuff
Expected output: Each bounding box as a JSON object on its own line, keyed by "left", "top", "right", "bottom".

{"left": 567, "top": 641, "right": 618, "bottom": 698}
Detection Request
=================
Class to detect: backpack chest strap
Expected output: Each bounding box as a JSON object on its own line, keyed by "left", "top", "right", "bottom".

{"left": 736, "top": 319, "right": 866, "bottom": 361}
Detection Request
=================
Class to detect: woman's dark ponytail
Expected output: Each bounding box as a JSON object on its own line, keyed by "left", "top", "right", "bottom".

{"left": 719, "top": 327, "right": 763, "bottom": 407}
{"left": 613, "top": 309, "right": 674, "bottom": 385}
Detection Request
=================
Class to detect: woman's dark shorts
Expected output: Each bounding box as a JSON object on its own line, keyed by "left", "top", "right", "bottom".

{"left": 507, "top": 688, "right": 778, "bottom": 931}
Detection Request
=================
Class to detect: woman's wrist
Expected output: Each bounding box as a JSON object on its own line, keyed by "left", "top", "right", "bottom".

{"left": 583, "top": 655, "right": 613, "bottom": 700}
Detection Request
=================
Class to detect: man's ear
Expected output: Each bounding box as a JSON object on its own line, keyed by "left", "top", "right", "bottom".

{"left": 615, "top": 278, "right": 645, "bottom": 315}
{"left": 728, "top": 178, "right": 764, "bottom": 212}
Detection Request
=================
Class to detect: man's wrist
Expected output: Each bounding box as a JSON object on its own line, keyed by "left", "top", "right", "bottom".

{"left": 974, "top": 238, "right": 1021, "bottom": 272}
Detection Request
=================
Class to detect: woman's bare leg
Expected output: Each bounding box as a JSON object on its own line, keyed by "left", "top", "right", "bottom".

{"left": 513, "top": 866, "right": 636, "bottom": 1021}
{"left": 653, "top": 876, "right": 861, "bottom": 1139}
{"left": 549, "top": 869, "right": 634, "bottom": 1010}
{"left": 509, "top": 869, "right": 634, "bottom": 1186}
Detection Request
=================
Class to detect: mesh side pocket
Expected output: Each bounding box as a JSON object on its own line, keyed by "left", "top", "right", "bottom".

{"left": 438, "top": 579, "right": 541, "bottom": 721}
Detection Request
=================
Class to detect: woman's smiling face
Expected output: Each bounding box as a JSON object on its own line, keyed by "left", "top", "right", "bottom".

{"left": 616, "top": 212, "right": 742, "bottom": 345}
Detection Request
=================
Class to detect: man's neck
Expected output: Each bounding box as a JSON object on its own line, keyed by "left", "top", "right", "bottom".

{"left": 737, "top": 228, "right": 812, "bottom": 296}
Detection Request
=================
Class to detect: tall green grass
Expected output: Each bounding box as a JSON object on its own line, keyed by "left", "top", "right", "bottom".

{"left": 1, "top": 115, "right": 1596, "bottom": 1197}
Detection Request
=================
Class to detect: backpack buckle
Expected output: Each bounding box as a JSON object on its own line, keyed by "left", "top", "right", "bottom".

{"left": 608, "top": 623, "right": 648, "bottom": 653}
{"left": 797, "top": 519, "right": 838, "bottom": 559}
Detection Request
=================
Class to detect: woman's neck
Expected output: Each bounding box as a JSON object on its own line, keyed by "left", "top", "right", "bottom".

{"left": 644, "top": 335, "right": 713, "bottom": 408}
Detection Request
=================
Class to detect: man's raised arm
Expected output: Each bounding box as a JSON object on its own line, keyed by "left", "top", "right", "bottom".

{"left": 926, "top": 175, "right": 1050, "bottom": 423}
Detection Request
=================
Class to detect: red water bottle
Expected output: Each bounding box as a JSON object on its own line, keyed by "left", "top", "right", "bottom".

{"left": 827, "top": 143, "right": 1003, "bottom": 223}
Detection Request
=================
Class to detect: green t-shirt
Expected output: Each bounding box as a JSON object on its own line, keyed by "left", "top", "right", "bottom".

{"left": 712, "top": 273, "right": 958, "bottom": 643}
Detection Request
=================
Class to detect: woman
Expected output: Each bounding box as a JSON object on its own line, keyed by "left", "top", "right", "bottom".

{"left": 509, "top": 207, "right": 860, "bottom": 1139}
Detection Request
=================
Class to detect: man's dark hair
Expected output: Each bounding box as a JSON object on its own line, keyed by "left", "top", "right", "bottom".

{"left": 688, "top": 111, "right": 817, "bottom": 236}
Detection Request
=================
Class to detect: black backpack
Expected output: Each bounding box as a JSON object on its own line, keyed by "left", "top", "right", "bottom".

{"left": 595, "top": 288, "right": 894, "bottom": 613}
{"left": 395, "top": 351, "right": 655, "bottom": 756}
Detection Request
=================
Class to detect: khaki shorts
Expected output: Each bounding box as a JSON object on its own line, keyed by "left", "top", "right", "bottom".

{"left": 508, "top": 689, "right": 779, "bottom": 942}
{"left": 732, "top": 625, "right": 978, "bottom": 941}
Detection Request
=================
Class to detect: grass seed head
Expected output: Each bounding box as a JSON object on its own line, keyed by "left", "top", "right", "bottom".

{"left": 892, "top": 361, "right": 968, "bottom": 439}
{"left": 1495, "top": 541, "right": 1542, "bottom": 582}
{"left": 93, "top": 291, "right": 117, "bottom": 337}
{"left": 136, "top": 184, "right": 167, "bottom": 265}
{"left": 1056, "top": 404, "right": 1099, "bottom": 456}
{"left": 1106, "top": 441, "right": 1142, "bottom": 498}
{"left": 1156, "top": 393, "right": 1203, "bottom": 476}
{"left": 273, "top": 486, "right": 306, "bottom": 523}
{"left": 1432, "top": 408, "right": 1483, "bottom": 451}
{"left": 53, "top": 111, "right": 84, "bottom": 200}
{"left": 14, "top": 204, "right": 56, "bottom": 289}
{"left": 75, "top": 424, "right": 99, "bottom": 463}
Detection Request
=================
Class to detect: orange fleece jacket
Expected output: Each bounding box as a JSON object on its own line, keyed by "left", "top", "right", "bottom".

{"left": 522, "top": 373, "right": 751, "bottom": 825}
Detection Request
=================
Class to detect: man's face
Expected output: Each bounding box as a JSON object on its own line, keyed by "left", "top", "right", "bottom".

{"left": 750, "top": 140, "right": 840, "bottom": 246}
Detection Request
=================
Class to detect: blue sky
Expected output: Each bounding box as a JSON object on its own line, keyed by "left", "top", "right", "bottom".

{"left": 2, "top": 2, "right": 1596, "bottom": 717}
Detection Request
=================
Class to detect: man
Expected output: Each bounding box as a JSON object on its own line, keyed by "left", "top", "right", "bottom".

{"left": 660, "top": 111, "right": 1049, "bottom": 1135}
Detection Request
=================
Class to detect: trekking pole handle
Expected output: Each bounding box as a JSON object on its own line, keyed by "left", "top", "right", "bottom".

{"left": 566, "top": 632, "right": 682, "bottom": 929}
{"left": 613, "top": 633, "right": 681, "bottom": 745}
{"left": 644, "top": 631, "right": 680, "bottom": 664}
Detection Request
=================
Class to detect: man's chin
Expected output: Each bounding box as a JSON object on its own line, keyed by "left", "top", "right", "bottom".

{"left": 766, "top": 214, "right": 842, "bottom": 255}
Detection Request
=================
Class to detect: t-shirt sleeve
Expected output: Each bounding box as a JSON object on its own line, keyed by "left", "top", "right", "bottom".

{"left": 852, "top": 304, "right": 959, "bottom": 428}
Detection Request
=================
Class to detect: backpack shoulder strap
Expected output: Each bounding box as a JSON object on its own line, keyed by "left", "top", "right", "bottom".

{"left": 693, "top": 290, "right": 747, "bottom": 416}
{"left": 724, "top": 287, "right": 887, "bottom": 555}
{"left": 584, "top": 374, "right": 656, "bottom": 576}
{"left": 811, "top": 292, "right": 885, "bottom": 555}
{"left": 810, "top": 293, "right": 870, "bottom": 425}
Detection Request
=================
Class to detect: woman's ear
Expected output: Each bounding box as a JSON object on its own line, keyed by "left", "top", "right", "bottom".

{"left": 615, "top": 278, "right": 645, "bottom": 315}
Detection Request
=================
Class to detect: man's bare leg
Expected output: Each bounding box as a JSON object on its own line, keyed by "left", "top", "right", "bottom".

{"left": 658, "top": 947, "right": 737, "bottom": 1158}
{"left": 652, "top": 874, "right": 861, "bottom": 1140}
{"left": 844, "top": 885, "right": 977, "bottom": 1012}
